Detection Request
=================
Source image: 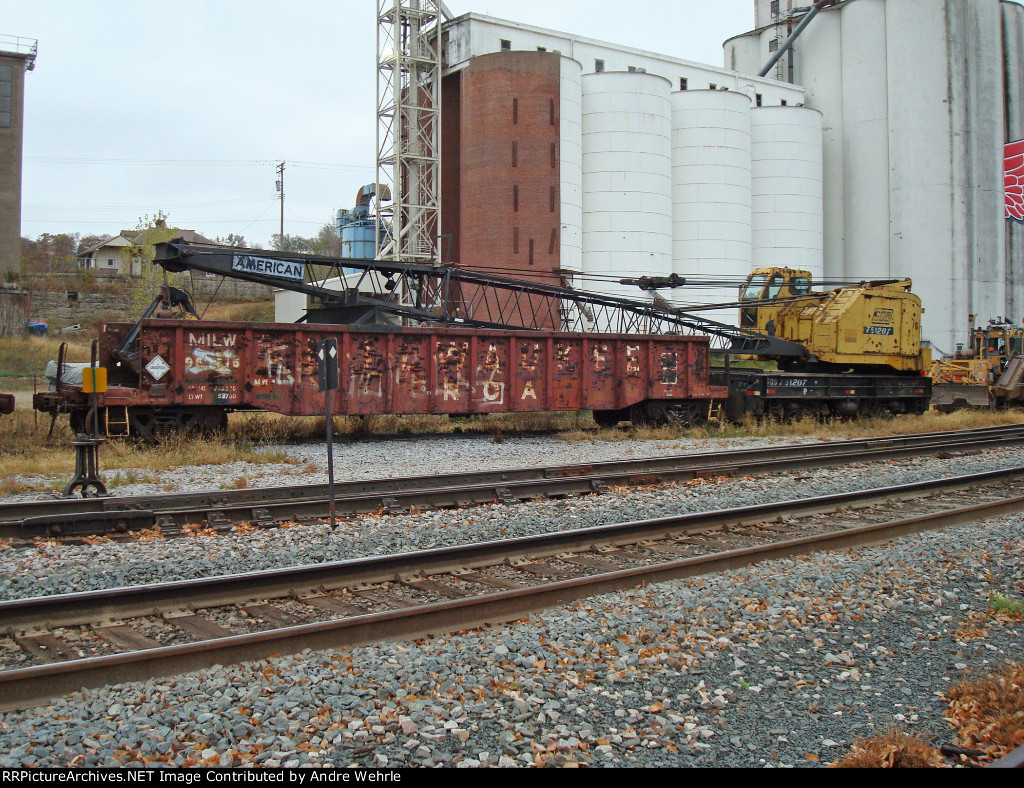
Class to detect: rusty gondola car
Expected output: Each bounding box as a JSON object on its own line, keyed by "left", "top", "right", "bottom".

{"left": 33, "top": 320, "right": 726, "bottom": 439}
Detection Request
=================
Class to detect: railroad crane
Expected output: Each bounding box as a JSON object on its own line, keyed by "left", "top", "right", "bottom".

{"left": 32, "top": 240, "right": 931, "bottom": 437}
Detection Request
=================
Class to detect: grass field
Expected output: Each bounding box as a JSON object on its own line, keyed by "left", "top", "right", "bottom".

{"left": 0, "top": 335, "right": 93, "bottom": 382}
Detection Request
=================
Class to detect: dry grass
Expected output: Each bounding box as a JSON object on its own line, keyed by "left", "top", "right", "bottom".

{"left": 945, "top": 664, "right": 1024, "bottom": 762}
{"left": 558, "top": 408, "right": 1024, "bottom": 444}
{"left": 830, "top": 728, "right": 945, "bottom": 769}
{"left": 830, "top": 663, "right": 1024, "bottom": 768}
{"left": 0, "top": 411, "right": 297, "bottom": 494}
{"left": 195, "top": 299, "right": 275, "bottom": 323}
{"left": 0, "top": 335, "right": 93, "bottom": 381}
{"left": 227, "top": 409, "right": 593, "bottom": 444}
{"left": 2, "top": 394, "right": 1023, "bottom": 495}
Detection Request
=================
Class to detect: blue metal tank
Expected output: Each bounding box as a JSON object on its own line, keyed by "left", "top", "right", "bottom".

{"left": 336, "top": 184, "right": 388, "bottom": 260}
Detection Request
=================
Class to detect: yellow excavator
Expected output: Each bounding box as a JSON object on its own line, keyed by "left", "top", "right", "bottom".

{"left": 930, "top": 321, "right": 1024, "bottom": 410}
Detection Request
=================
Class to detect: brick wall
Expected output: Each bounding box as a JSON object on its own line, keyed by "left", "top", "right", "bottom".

{"left": 443, "top": 51, "right": 564, "bottom": 329}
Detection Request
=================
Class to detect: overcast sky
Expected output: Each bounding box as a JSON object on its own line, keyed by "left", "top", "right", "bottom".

{"left": 4, "top": 1, "right": 756, "bottom": 248}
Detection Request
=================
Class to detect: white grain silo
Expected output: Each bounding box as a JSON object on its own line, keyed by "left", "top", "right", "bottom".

{"left": 670, "top": 89, "right": 752, "bottom": 322}
{"left": 750, "top": 106, "right": 824, "bottom": 280}
{"left": 884, "top": 0, "right": 1005, "bottom": 353}
{"left": 839, "top": 0, "right": 891, "bottom": 282}
{"left": 581, "top": 71, "right": 673, "bottom": 301}
{"left": 787, "top": 7, "right": 845, "bottom": 282}
{"left": 560, "top": 57, "right": 584, "bottom": 278}
{"left": 726, "top": 0, "right": 1012, "bottom": 353}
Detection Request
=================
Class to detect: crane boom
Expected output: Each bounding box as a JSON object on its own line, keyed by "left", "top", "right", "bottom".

{"left": 153, "top": 238, "right": 809, "bottom": 360}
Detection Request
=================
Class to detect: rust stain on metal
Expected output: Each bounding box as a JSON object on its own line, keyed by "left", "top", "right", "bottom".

{"left": 660, "top": 351, "right": 679, "bottom": 386}
{"left": 395, "top": 340, "right": 429, "bottom": 398}
{"left": 351, "top": 338, "right": 385, "bottom": 399}
{"left": 254, "top": 339, "right": 295, "bottom": 387}
{"left": 437, "top": 340, "right": 470, "bottom": 402}
{"left": 476, "top": 342, "right": 507, "bottom": 405}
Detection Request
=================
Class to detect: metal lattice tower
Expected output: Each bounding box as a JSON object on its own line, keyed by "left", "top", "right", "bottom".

{"left": 376, "top": 0, "right": 443, "bottom": 266}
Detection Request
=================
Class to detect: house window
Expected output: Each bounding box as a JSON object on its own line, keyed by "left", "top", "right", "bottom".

{"left": 513, "top": 98, "right": 518, "bottom": 125}
{"left": 595, "top": 59, "right": 605, "bottom": 73}
{"left": 107, "top": 258, "right": 116, "bottom": 267}
{"left": 513, "top": 185, "right": 519, "bottom": 213}
{"left": 680, "top": 77, "right": 688, "bottom": 91}
{"left": 771, "top": 1, "right": 781, "bottom": 17}
{"left": 769, "top": 39, "right": 780, "bottom": 53}
{"left": 781, "top": 99, "right": 788, "bottom": 106}
{"left": 500, "top": 39, "right": 511, "bottom": 51}
{"left": 537, "top": 46, "right": 546, "bottom": 52}
{"left": 709, "top": 83, "right": 717, "bottom": 90}
{"left": 756, "top": 93, "right": 763, "bottom": 106}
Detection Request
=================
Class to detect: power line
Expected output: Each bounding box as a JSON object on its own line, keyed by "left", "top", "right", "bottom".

{"left": 23, "top": 195, "right": 279, "bottom": 211}
{"left": 24, "top": 155, "right": 374, "bottom": 173}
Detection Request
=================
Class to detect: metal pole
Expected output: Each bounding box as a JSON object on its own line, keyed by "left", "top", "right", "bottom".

{"left": 326, "top": 390, "right": 336, "bottom": 529}
{"left": 758, "top": 2, "right": 832, "bottom": 79}
{"left": 90, "top": 340, "right": 99, "bottom": 440}
{"left": 318, "top": 337, "right": 339, "bottom": 529}
{"left": 276, "top": 161, "right": 285, "bottom": 248}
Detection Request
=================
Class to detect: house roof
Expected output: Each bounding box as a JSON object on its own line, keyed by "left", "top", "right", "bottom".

{"left": 76, "top": 235, "right": 120, "bottom": 257}
{"left": 77, "top": 228, "right": 217, "bottom": 258}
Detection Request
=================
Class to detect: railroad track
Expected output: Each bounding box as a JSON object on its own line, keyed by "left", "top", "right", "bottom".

{"left": 2, "top": 466, "right": 1024, "bottom": 712}
{"left": 3, "top": 424, "right": 1024, "bottom": 543}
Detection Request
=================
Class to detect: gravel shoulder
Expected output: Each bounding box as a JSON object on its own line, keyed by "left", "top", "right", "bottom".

{"left": 0, "top": 435, "right": 1021, "bottom": 768}
{"left": 0, "top": 434, "right": 821, "bottom": 504}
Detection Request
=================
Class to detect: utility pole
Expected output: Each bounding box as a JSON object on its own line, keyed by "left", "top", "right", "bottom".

{"left": 275, "top": 161, "right": 285, "bottom": 249}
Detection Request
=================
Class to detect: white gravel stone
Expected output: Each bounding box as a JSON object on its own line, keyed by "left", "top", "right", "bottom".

{"left": 1, "top": 433, "right": 1022, "bottom": 768}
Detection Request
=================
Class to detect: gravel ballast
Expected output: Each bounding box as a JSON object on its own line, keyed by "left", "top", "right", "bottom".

{"left": 0, "top": 434, "right": 1022, "bottom": 767}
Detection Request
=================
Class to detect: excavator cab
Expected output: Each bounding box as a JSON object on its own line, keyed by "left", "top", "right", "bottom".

{"left": 972, "top": 323, "right": 1024, "bottom": 365}
{"left": 932, "top": 321, "right": 1024, "bottom": 410}
{"left": 739, "top": 268, "right": 814, "bottom": 331}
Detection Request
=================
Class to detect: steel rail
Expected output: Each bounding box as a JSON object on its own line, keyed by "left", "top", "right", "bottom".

{"left": 2, "top": 466, "right": 1024, "bottom": 711}
{"left": 4, "top": 424, "right": 1024, "bottom": 541}
{"left": 991, "top": 746, "right": 1024, "bottom": 769}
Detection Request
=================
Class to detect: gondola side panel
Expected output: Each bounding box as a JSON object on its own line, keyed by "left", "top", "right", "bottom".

{"left": 433, "top": 336, "right": 472, "bottom": 413}
{"left": 392, "top": 334, "right": 433, "bottom": 414}
{"left": 512, "top": 337, "right": 548, "bottom": 412}
{"left": 581, "top": 337, "right": 618, "bottom": 411}
{"left": 550, "top": 338, "right": 584, "bottom": 411}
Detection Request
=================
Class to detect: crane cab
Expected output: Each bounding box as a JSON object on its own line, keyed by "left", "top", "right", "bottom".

{"left": 739, "top": 268, "right": 815, "bottom": 332}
